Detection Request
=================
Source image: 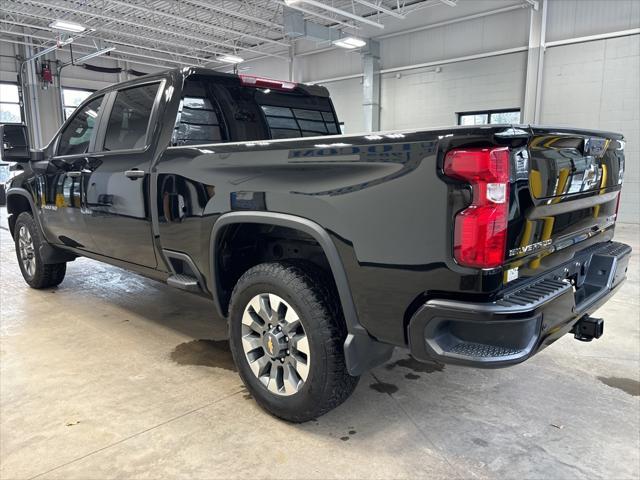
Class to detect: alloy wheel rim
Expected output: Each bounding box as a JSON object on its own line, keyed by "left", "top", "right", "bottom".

{"left": 241, "top": 293, "right": 310, "bottom": 396}
{"left": 18, "top": 225, "right": 36, "bottom": 278}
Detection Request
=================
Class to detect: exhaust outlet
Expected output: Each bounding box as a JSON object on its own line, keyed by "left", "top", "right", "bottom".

{"left": 572, "top": 315, "right": 604, "bottom": 342}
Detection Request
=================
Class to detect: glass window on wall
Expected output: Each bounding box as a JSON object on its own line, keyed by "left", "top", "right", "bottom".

{"left": 458, "top": 109, "right": 521, "bottom": 126}
{"left": 62, "top": 88, "right": 94, "bottom": 120}
{"left": 0, "top": 83, "right": 22, "bottom": 124}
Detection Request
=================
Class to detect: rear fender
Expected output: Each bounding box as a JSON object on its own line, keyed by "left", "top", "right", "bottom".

{"left": 209, "top": 211, "right": 393, "bottom": 375}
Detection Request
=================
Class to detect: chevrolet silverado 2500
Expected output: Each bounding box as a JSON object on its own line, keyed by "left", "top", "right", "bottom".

{"left": 0, "top": 67, "right": 631, "bottom": 421}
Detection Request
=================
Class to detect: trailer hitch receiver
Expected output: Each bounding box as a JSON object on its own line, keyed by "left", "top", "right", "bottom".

{"left": 572, "top": 315, "right": 604, "bottom": 342}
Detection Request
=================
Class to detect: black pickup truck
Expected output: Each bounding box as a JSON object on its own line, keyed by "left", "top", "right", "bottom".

{"left": 1, "top": 67, "right": 631, "bottom": 421}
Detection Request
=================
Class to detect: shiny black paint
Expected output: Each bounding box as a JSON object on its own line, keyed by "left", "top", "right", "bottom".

{"left": 5, "top": 67, "right": 627, "bottom": 352}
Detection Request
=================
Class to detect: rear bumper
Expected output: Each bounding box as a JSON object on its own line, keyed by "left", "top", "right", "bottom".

{"left": 407, "top": 241, "right": 632, "bottom": 368}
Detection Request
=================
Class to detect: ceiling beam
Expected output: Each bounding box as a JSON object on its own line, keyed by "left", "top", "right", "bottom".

{"left": 15, "top": 0, "right": 289, "bottom": 60}
{"left": 0, "top": 30, "right": 193, "bottom": 67}
{"left": 184, "top": 0, "right": 283, "bottom": 30}
{"left": 353, "top": 0, "right": 406, "bottom": 19}
{"left": 0, "top": 18, "right": 210, "bottom": 63}
{"left": 0, "top": 9, "right": 225, "bottom": 62}
{"left": 106, "top": 0, "right": 289, "bottom": 47}
{"left": 295, "top": 0, "right": 385, "bottom": 29}
{"left": 0, "top": 36, "right": 186, "bottom": 71}
{"left": 275, "top": 2, "right": 361, "bottom": 30}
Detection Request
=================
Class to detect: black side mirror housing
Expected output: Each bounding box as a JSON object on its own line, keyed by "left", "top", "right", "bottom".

{"left": 0, "top": 124, "right": 31, "bottom": 163}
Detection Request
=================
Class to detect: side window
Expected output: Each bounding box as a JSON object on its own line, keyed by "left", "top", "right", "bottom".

{"left": 173, "top": 80, "right": 227, "bottom": 146}
{"left": 103, "top": 83, "right": 159, "bottom": 151}
{"left": 57, "top": 96, "right": 104, "bottom": 156}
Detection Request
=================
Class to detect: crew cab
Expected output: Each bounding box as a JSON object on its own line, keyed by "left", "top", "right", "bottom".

{"left": 0, "top": 67, "right": 631, "bottom": 422}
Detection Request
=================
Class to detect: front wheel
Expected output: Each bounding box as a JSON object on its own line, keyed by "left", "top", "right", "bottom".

{"left": 14, "top": 212, "right": 66, "bottom": 289}
{"left": 228, "top": 261, "right": 359, "bottom": 422}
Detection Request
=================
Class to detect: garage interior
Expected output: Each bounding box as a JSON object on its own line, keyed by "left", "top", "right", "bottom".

{"left": 0, "top": 0, "right": 639, "bottom": 478}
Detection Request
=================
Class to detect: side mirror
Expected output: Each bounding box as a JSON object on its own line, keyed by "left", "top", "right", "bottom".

{"left": 0, "top": 124, "right": 31, "bottom": 163}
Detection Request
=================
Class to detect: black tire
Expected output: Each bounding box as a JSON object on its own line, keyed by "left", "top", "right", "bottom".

{"left": 14, "top": 211, "right": 66, "bottom": 289}
{"left": 228, "top": 261, "right": 359, "bottom": 422}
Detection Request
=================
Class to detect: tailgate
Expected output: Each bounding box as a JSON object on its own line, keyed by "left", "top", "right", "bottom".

{"left": 504, "top": 127, "right": 625, "bottom": 282}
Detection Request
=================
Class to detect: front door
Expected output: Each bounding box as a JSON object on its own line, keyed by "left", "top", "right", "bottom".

{"left": 39, "top": 94, "right": 105, "bottom": 251}
{"left": 83, "top": 82, "right": 162, "bottom": 268}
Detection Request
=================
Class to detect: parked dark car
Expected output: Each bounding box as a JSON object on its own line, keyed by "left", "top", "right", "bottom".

{"left": 0, "top": 67, "right": 631, "bottom": 421}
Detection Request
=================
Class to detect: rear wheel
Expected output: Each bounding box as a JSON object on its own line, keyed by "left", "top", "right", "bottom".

{"left": 228, "top": 261, "right": 359, "bottom": 422}
{"left": 14, "top": 212, "right": 66, "bottom": 289}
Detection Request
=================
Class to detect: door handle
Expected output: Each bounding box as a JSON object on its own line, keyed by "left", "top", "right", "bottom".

{"left": 125, "top": 169, "right": 145, "bottom": 180}
{"left": 66, "top": 169, "right": 92, "bottom": 178}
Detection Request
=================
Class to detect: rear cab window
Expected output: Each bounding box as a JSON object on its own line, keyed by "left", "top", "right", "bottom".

{"left": 254, "top": 91, "right": 339, "bottom": 139}
{"left": 174, "top": 74, "right": 340, "bottom": 145}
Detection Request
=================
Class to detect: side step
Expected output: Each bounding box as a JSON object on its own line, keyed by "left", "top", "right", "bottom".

{"left": 167, "top": 274, "right": 200, "bottom": 292}
{"left": 447, "top": 341, "right": 524, "bottom": 359}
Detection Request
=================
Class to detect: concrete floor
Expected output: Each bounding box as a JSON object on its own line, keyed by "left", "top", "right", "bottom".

{"left": 0, "top": 211, "right": 638, "bottom": 480}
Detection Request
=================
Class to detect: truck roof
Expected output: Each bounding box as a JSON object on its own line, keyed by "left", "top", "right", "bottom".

{"left": 88, "top": 66, "right": 331, "bottom": 99}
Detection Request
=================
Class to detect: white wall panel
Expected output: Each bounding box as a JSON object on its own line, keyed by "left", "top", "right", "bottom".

{"left": 297, "top": 48, "right": 362, "bottom": 82}
{"left": 321, "top": 78, "right": 365, "bottom": 134}
{"left": 546, "top": 0, "right": 640, "bottom": 42}
{"left": 239, "top": 56, "right": 289, "bottom": 80}
{"left": 540, "top": 35, "right": 640, "bottom": 222}
{"left": 380, "top": 52, "right": 527, "bottom": 130}
{"left": 378, "top": 8, "right": 529, "bottom": 70}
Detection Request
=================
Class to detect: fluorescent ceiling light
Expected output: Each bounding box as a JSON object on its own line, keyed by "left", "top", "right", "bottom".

{"left": 332, "top": 36, "right": 367, "bottom": 49}
{"left": 284, "top": 0, "right": 301, "bottom": 4}
{"left": 49, "top": 19, "right": 86, "bottom": 33}
{"left": 314, "top": 143, "right": 352, "bottom": 148}
{"left": 75, "top": 46, "right": 116, "bottom": 63}
{"left": 219, "top": 54, "right": 244, "bottom": 64}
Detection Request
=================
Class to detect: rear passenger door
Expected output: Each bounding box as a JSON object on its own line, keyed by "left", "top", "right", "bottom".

{"left": 83, "top": 81, "right": 163, "bottom": 268}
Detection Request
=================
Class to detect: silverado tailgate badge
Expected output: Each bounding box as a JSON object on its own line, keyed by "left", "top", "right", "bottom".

{"left": 509, "top": 239, "right": 553, "bottom": 257}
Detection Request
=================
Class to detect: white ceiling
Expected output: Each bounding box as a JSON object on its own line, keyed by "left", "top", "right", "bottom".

{"left": 0, "top": 0, "right": 514, "bottom": 69}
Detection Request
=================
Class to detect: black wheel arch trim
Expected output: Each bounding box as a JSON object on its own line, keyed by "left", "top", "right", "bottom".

{"left": 209, "top": 211, "right": 393, "bottom": 376}
{"left": 8, "top": 188, "right": 77, "bottom": 263}
{"left": 6, "top": 187, "right": 43, "bottom": 237}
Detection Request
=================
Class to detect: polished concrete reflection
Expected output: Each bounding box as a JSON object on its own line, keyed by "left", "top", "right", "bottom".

{"left": 1, "top": 210, "right": 638, "bottom": 479}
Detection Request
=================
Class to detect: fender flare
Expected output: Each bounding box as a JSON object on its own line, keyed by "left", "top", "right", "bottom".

{"left": 209, "top": 211, "right": 393, "bottom": 375}
{"left": 6, "top": 187, "right": 44, "bottom": 235}
{"left": 6, "top": 187, "right": 76, "bottom": 263}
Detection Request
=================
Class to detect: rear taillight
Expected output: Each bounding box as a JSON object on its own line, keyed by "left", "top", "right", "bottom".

{"left": 444, "top": 147, "right": 510, "bottom": 269}
{"left": 239, "top": 75, "right": 296, "bottom": 91}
